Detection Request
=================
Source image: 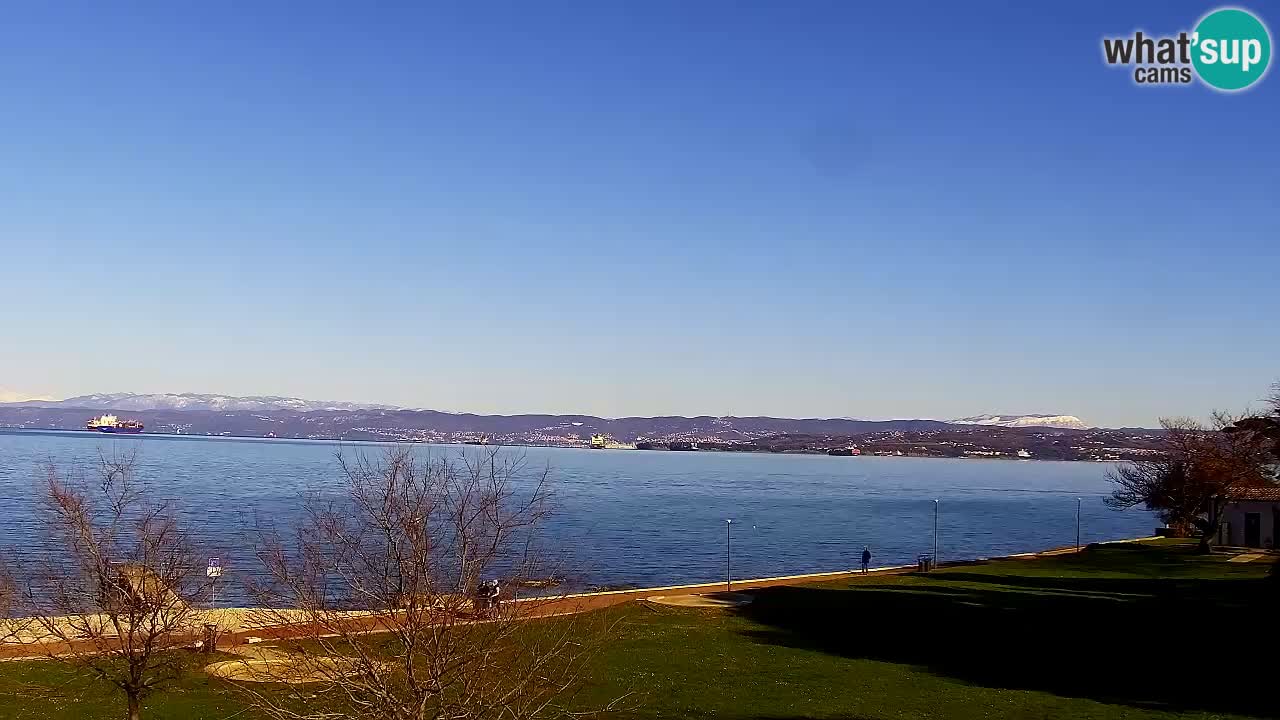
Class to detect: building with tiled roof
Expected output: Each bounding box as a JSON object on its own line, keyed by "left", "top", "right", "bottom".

{"left": 1217, "top": 484, "right": 1280, "bottom": 548}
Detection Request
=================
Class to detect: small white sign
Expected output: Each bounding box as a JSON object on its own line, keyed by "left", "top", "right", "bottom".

{"left": 206, "top": 557, "right": 223, "bottom": 579}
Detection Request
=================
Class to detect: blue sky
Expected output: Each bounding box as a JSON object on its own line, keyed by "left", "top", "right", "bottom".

{"left": 1, "top": 1, "right": 1276, "bottom": 427}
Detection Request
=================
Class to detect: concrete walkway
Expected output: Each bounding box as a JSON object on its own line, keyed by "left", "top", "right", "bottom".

{"left": 1, "top": 538, "right": 1153, "bottom": 660}
{"left": 204, "top": 644, "right": 364, "bottom": 684}
{"left": 1228, "top": 553, "right": 1267, "bottom": 563}
{"left": 646, "top": 592, "right": 754, "bottom": 608}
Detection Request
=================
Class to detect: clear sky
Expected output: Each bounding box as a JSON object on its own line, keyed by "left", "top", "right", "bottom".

{"left": 1, "top": 1, "right": 1276, "bottom": 427}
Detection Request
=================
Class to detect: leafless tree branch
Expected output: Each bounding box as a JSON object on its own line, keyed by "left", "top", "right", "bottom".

{"left": 14, "top": 450, "right": 211, "bottom": 720}
{"left": 235, "top": 446, "right": 613, "bottom": 720}
{"left": 1107, "top": 413, "right": 1276, "bottom": 551}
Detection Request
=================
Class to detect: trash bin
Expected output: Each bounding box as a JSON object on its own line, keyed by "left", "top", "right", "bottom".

{"left": 202, "top": 623, "right": 218, "bottom": 654}
{"left": 917, "top": 554, "right": 934, "bottom": 572}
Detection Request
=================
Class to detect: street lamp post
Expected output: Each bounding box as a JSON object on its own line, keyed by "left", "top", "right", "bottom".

{"left": 725, "top": 519, "right": 733, "bottom": 591}
{"left": 206, "top": 557, "right": 223, "bottom": 608}
{"left": 933, "top": 499, "right": 939, "bottom": 568}
{"left": 1076, "top": 498, "right": 1082, "bottom": 552}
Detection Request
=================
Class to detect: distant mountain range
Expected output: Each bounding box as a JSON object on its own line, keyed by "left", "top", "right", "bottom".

{"left": 3, "top": 393, "right": 1091, "bottom": 429}
{"left": 0, "top": 392, "right": 1164, "bottom": 462}
{"left": 5, "top": 392, "right": 400, "bottom": 413}
{"left": 0, "top": 388, "right": 52, "bottom": 404}
{"left": 949, "top": 414, "right": 1089, "bottom": 430}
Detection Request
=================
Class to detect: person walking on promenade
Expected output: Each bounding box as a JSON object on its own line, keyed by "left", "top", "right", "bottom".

{"left": 860, "top": 546, "right": 872, "bottom": 574}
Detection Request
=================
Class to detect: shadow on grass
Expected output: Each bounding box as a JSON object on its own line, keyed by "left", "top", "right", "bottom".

{"left": 733, "top": 544, "right": 1279, "bottom": 717}
{"left": 656, "top": 713, "right": 877, "bottom": 720}
{"left": 660, "top": 707, "right": 880, "bottom": 712}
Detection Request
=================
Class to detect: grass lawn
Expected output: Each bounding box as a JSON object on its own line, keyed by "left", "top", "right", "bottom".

{"left": 2, "top": 540, "right": 1275, "bottom": 719}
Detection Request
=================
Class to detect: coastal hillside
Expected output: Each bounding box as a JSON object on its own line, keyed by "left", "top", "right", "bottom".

{"left": 0, "top": 394, "right": 1162, "bottom": 461}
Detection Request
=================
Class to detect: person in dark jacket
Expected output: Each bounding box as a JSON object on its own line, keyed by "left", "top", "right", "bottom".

{"left": 860, "top": 546, "right": 872, "bottom": 574}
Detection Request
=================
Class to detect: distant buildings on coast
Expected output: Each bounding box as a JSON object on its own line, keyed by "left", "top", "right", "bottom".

{"left": 0, "top": 406, "right": 1168, "bottom": 462}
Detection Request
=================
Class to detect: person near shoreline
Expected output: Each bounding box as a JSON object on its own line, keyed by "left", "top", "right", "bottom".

{"left": 474, "top": 579, "right": 501, "bottom": 615}
{"left": 860, "top": 546, "right": 872, "bottom": 574}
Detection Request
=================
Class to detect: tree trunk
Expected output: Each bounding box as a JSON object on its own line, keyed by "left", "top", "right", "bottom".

{"left": 1198, "top": 498, "right": 1222, "bottom": 553}
{"left": 127, "top": 691, "right": 141, "bottom": 720}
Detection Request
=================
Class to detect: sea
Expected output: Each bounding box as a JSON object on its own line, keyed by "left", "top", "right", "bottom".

{"left": 0, "top": 430, "right": 1156, "bottom": 602}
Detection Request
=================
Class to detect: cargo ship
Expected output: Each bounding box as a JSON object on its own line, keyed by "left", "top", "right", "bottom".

{"left": 86, "top": 414, "right": 144, "bottom": 434}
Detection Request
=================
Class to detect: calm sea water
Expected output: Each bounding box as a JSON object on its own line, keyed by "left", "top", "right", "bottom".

{"left": 0, "top": 430, "right": 1155, "bottom": 601}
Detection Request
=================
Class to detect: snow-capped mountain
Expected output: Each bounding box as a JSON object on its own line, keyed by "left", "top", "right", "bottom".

{"left": 0, "top": 387, "right": 53, "bottom": 404}
{"left": 1, "top": 391, "right": 1093, "bottom": 430}
{"left": 950, "top": 414, "right": 1090, "bottom": 430}
{"left": 8, "top": 392, "right": 400, "bottom": 413}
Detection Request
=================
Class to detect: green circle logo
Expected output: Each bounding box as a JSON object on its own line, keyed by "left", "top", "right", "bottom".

{"left": 1192, "top": 8, "right": 1272, "bottom": 91}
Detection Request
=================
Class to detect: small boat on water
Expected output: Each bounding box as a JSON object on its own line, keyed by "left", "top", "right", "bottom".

{"left": 86, "top": 414, "right": 144, "bottom": 433}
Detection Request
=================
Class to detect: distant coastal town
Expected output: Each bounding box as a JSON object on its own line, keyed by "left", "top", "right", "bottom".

{"left": 0, "top": 393, "right": 1168, "bottom": 462}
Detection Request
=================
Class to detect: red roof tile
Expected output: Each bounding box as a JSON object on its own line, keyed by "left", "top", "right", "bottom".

{"left": 1228, "top": 486, "right": 1280, "bottom": 501}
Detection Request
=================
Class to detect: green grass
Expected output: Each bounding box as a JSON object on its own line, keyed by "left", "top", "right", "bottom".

{"left": 0, "top": 652, "right": 242, "bottom": 720}
{"left": 3, "top": 540, "right": 1275, "bottom": 720}
{"left": 581, "top": 540, "right": 1278, "bottom": 719}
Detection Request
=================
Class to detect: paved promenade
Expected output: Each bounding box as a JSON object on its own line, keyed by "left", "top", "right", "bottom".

{"left": 1, "top": 538, "right": 1156, "bottom": 660}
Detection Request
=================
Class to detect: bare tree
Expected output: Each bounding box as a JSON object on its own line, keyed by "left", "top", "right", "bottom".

{"left": 236, "top": 446, "right": 614, "bottom": 720}
{"left": 1107, "top": 414, "right": 1275, "bottom": 551}
{"left": 20, "top": 450, "right": 209, "bottom": 720}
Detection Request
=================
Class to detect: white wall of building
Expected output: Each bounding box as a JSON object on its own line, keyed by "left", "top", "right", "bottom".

{"left": 1217, "top": 500, "right": 1280, "bottom": 549}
